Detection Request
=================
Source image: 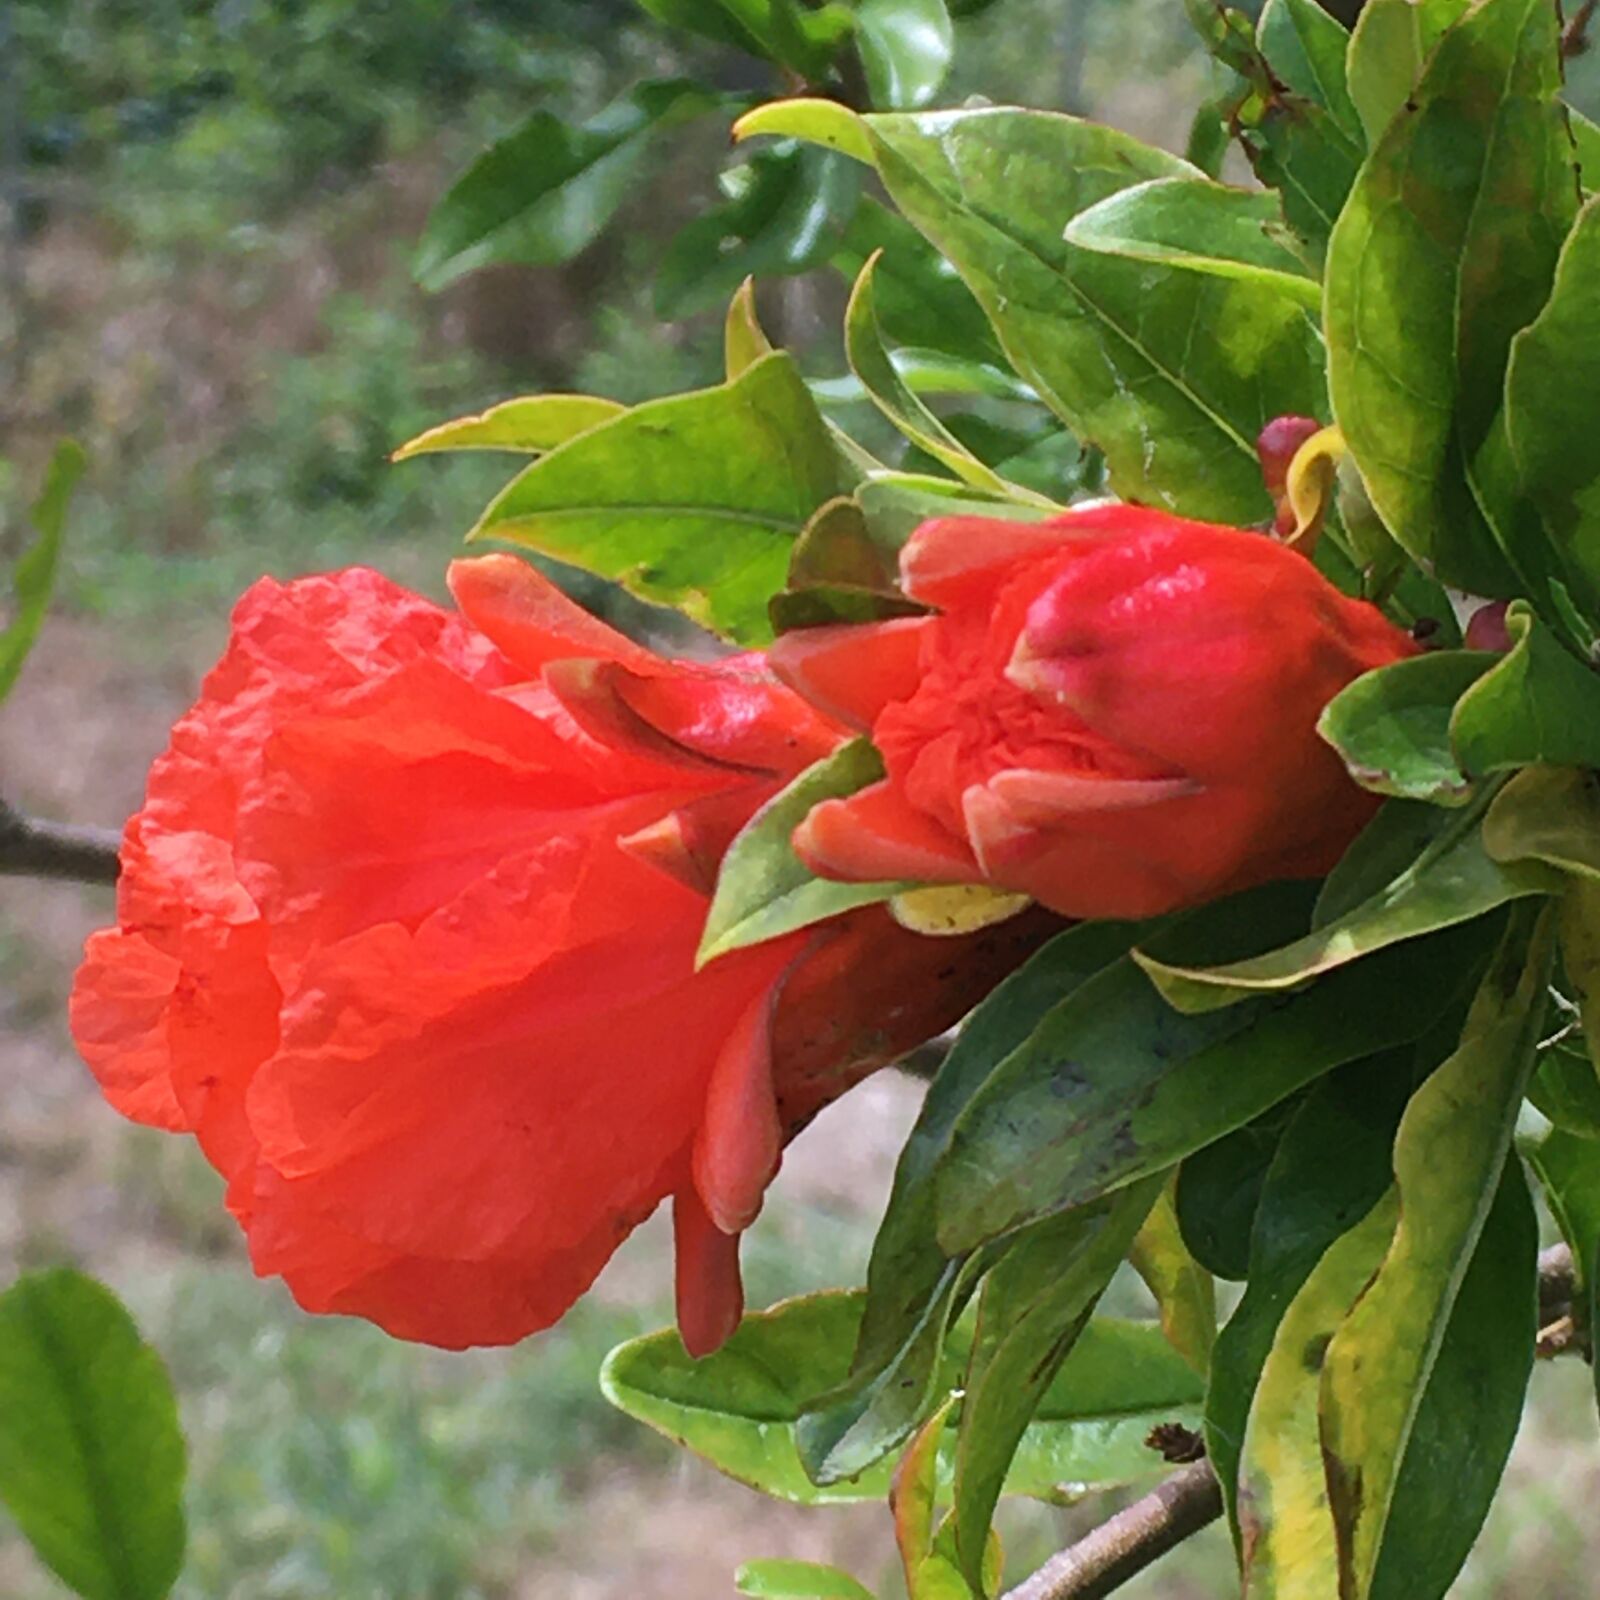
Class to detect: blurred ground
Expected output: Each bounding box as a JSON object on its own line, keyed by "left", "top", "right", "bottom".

{"left": 5, "top": 1, "right": 1600, "bottom": 1594}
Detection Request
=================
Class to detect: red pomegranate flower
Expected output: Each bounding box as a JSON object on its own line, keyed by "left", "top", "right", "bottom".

{"left": 769, "top": 506, "right": 1418, "bottom": 921}
{"left": 71, "top": 555, "right": 1042, "bottom": 1355}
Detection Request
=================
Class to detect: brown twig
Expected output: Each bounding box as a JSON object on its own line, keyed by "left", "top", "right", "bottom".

{"left": 1563, "top": 0, "right": 1599, "bottom": 58}
{"left": 1000, "top": 1461, "right": 1223, "bottom": 1600}
{"left": 0, "top": 799, "right": 121, "bottom": 885}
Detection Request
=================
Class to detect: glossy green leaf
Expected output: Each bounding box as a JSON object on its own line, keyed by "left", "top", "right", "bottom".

{"left": 1344, "top": 0, "right": 1466, "bottom": 145}
{"left": 1129, "top": 1180, "right": 1215, "bottom": 1375}
{"left": 1317, "top": 650, "right": 1493, "bottom": 804}
{"left": 1319, "top": 906, "right": 1553, "bottom": 1599}
{"left": 1135, "top": 785, "right": 1561, "bottom": 1014}
{"left": 866, "top": 109, "right": 1326, "bottom": 522}
{"left": 1483, "top": 763, "right": 1600, "bottom": 882}
{"left": 698, "top": 740, "right": 914, "bottom": 966}
{"left": 735, "top": 1559, "right": 878, "bottom": 1600}
{"left": 856, "top": 0, "right": 953, "bottom": 110}
{"left": 1174, "top": 1099, "right": 1300, "bottom": 1282}
{"left": 754, "top": 103, "right": 1328, "bottom": 522}
{"left": 1257, "top": 0, "right": 1362, "bottom": 142}
{"left": 951, "top": 1180, "right": 1161, "bottom": 1585}
{"left": 1450, "top": 605, "right": 1600, "bottom": 777}
{"left": 1, "top": 440, "right": 85, "bottom": 704}
{"left": 603, "top": 1292, "right": 1201, "bottom": 1507}
{"left": 831, "top": 197, "right": 1003, "bottom": 364}
{"left": 933, "top": 902, "right": 1496, "bottom": 1255}
{"left": 390, "top": 395, "right": 625, "bottom": 460}
{"left": 636, "top": 0, "right": 840, "bottom": 75}
{"left": 471, "top": 352, "right": 843, "bottom": 644}
{"left": 843, "top": 255, "right": 1049, "bottom": 502}
{"left": 1311, "top": 798, "right": 1449, "bottom": 928}
{"left": 1207, "top": 1050, "right": 1422, "bottom": 1541}
{"left": 797, "top": 922, "right": 1150, "bottom": 1485}
{"left": 1063, "top": 177, "right": 1321, "bottom": 309}
{"left": 416, "top": 80, "right": 722, "bottom": 289}
{"left": 0, "top": 1269, "right": 185, "bottom": 1600}
{"left": 1325, "top": 0, "right": 1578, "bottom": 598}
{"left": 657, "top": 148, "right": 861, "bottom": 318}
{"left": 1501, "top": 198, "right": 1600, "bottom": 631}
{"left": 1570, "top": 105, "right": 1600, "bottom": 191}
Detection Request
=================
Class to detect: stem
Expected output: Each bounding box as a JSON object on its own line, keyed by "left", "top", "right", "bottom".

{"left": 1000, "top": 1462, "right": 1223, "bottom": 1600}
{"left": 0, "top": 800, "right": 121, "bottom": 885}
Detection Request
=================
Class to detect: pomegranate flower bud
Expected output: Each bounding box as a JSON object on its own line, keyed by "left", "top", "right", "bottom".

{"left": 1464, "top": 599, "right": 1512, "bottom": 653}
{"left": 1257, "top": 414, "right": 1323, "bottom": 536}
{"left": 769, "top": 506, "right": 1418, "bottom": 922}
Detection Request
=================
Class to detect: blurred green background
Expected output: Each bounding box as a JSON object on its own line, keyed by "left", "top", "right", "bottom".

{"left": 3, "top": 2, "right": 1599, "bottom": 1594}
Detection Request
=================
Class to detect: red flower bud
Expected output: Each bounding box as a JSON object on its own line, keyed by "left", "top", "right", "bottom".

{"left": 70, "top": 557, "right": 1046, "bottom": 1355}
{"left": 769, "top": 506, "right": 1418, "bottom": 921}
{"left": 1256, "top": 415, "right": 1322, "bottom": 497}
{"left": 1463, "top": 599, "right": 1512, "bottom": 653}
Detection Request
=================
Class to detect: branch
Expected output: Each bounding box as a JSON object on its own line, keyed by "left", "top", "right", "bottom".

{"left": 1000, "top": 1461, "right": 1222, "bottom": 1600}
{"left": 0, "top": 799, "right": 121, "bottom": 885}
{"left": 1564, "top": 0, "right": 1598, "bottom": 58}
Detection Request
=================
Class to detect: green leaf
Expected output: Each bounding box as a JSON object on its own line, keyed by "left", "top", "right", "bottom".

{"left": 415, "top": 80, "right": 723, "bottom": 289}
{"left": 1501, "top": 197, "right": 1600, "bottom": 631}
{"left": 1527, "top": 1127, "right": 1600, "bottom": 1293}
{"left": 736, "top": 98, "right": 875, "bottom": 164}
{"left": 1530, "top": 1034, "right": 1600, "bottom": 1140}
{"left": 1134, "top": 784, "right": 1561, "bottom": 1014}
{"left": 1316, "top": 650, "right": 1494, "bottom": 805}
{"left": 698, "top": 740, "right": 914, "bottom": 965}
{"left": 1207, "top": 1051, "right": 1421, "bottom": 1542}
{"left": 636, "top": 0, "right": 840, "bottom": 75}
{"left": 831, "top": 198, "right": 1003, "bottom": 364}
{"left": 1344, "top": 0, "right": 1466, "bottom": 145}
{"left": 1257, "top": 0, "right": 1362, "bottom": 143}
{"left": 797, "top": 921, "right": 1150, "bottom": 1485}
{"left": 951, "top": 1181, "right": 1161, "bottom": 1586}
{"left": 1129, "top": 1180, "right": 1216, "bottom": 1375}
{"left": 0, "top": 1269, "right": 185, "bottom": 1600}
{"left": 854, "top": 473, "right": 1044, "bottom": 556}
{"left": 471, "top": 352, "right": 844, "bottom": 644}
{"left": 1450, "top": 604, "right": 1600, "bottom": 776}
{"left": 657, "top": 148, "right": 862, "bottom": 319}
{"left": 855, "top": 0, "right": 954, "bottom": 110}
{"left": 1570, "top": 105, "right": 1600, "bottom": 191}
{"left": 390, "top": 395, "right": 625, "bottom": 460}
{"left": 602, "top": 1292, "right": 1201, "bottom": 1507}
{"left": 727, "top": 279, "right": 777, "bottom": 381}
{"left": 933, "top": 900, "right": 1497, "bottom": 1254}
{"left": 1, "top": 441, "right": 85, "bottom": 704}
{"left": 735, "top": 1559, "right": 878, "bottom": 1600}
{"left": 1325, "top": 0, "right": 1578, "bottom": 598}
{"left": 1237, "top": 1186, "right": 1400, "bottom": 1594}
{"left": 1482, "top": 763, "right": 1600, "bottom": 882}
{"left": 1319, "top": 905, "right": 1553, "bottom": 1599}
{"left": 1174, "top": 1100, "right": 1300, "bottom": 1282}
{"left": 1367, "top": 1161, "right": 1536, "bottom": 1600}
{"left": 760, "top": 104, "right": 1328, "bottom": 522}
{"left": 1561, "top": 879, "right": 1600, "bottom": 1070}
{"left": 844, "top": 255, "right": 1051, "bottom": 502}
{"left": 1064, "top": 177, "right": 1322, "bottom": 309}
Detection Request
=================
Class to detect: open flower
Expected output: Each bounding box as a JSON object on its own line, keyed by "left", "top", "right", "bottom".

{"left": 769, "top": 506, "right": 1418, "bottom": 921}
{"left": 71, "top": 555, "right": 1043, "bottom": 1355}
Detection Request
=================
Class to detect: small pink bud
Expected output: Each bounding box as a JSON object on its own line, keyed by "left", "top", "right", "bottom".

{"left": 1256, "top": 415, "right": 1322, "bottom": 497}
{"left": 1464, "top": 600, "right": 1512, "bottom": 653}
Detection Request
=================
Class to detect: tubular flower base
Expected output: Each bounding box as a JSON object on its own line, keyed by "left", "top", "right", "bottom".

{"left": 771, "top": 507, "right": 1419, "bottom": 921}
{"left": 70, "top": 557, "right": 1048, "bottom": 1355}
